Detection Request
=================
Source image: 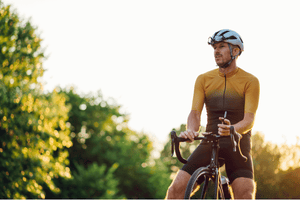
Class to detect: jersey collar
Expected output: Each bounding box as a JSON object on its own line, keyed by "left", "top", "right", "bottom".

{"left": 218, "top": 67, "right": 239, "bottom": 78}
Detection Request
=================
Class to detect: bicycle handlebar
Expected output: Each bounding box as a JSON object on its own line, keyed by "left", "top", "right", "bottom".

{"left": 171, "top": 126, "right": 247, "bottom": 164}
{"left": 171, "top": 132, "right": 205, "bottom": 164}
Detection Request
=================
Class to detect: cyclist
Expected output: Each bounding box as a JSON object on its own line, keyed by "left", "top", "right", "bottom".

{"left": 166, "top": 29, "right": 259, "bottom": 199}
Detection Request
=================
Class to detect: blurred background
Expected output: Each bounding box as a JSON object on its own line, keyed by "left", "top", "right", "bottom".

{"left": 0, "top": 0, "right": 300, "bottom": 198}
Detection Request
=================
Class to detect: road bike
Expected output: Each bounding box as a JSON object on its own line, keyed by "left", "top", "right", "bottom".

{"left": 171, "top": 125, "right": 247, "bottom": 199}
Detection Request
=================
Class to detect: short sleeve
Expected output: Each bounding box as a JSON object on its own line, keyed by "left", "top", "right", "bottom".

{"left": 191, "top": 74, "right": 205, "bottom": 112}
{"left": 244, "top": 76, "right": 260, "bottom": 114}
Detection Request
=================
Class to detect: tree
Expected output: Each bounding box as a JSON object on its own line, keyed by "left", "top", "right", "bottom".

{"left": 0, "top": 2, "right": 72, "bottom": 198}
{"left": 0, "top": 2, "right": 175, "bottom": 198}
{"left": 45, "top": 87, "right": 161, "bottom": 198}
{"left": 251, "top": 132, "right": 282, "bottom": 198}
{"left": 50, "top": 162, "right": 122, "bottom": 199}
{"left": 250, "top": 132, "right": 300, "bottom": 199}
{"left": 278, "top": 167, "right": 300, "bottom": 198}
{"left": 276, "top": 138, "right": 300, "bottom": 198}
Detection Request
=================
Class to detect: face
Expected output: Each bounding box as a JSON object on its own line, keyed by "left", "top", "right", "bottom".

{"left": 213, "top": 42, "right": 232, "bottom": 67}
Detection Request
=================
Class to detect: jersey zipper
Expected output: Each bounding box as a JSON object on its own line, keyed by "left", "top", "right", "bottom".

{"left": 223, "top": 74, "right": 227, "bottom": 111}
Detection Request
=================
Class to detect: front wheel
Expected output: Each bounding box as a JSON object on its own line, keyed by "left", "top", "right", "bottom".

{"left": 184, "top": 167, "right": 211, "bottom": 199}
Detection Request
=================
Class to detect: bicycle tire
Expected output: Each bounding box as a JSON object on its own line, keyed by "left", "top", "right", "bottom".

{"left": 184, "top": 167, "right": 211, "bottom": 199}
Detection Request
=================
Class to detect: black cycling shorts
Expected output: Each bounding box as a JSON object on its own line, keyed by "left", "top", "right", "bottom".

{"left": 181, "top": 132, "right": 253, "bottom": 184}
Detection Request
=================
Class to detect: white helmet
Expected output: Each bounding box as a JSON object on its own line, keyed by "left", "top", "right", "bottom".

{"left": 208, "top": 29, "right": 244, "bottom": 55}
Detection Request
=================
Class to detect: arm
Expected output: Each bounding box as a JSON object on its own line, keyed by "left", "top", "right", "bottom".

{"left": 233, "top": 112, "right": 255, "bottom": 134}
{"left": 218, "top": 112, "right": 255, "bottom": 136}
{"left": 180, "top": 74, "right": 205, "bottom": 142}
{"left": 179, "top": 110, "right": 201, "bottom": 142}
{"left": 187, "top": 110, "right": 201, "bottom": 132}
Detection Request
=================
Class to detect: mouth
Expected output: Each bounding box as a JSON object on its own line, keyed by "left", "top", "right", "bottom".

{"left": 215, "top": 54, "right": 222, "bottom": 59}
{"left": 215, "top": 56, "right": 222, "bottom": 61}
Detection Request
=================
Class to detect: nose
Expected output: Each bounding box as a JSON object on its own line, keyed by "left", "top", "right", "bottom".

{"left": 214, "top": 49, "right": 220, "bottom": 57}
{"left": 214, "top": 47, "right": 219, "bottom": 54}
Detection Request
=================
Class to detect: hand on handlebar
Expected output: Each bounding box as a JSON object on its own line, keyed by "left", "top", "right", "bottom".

{"left": 171, "top": 127, "right": 247, "bottom": 163}
{"left": 218, "top": 117, "right": 231, "bottom": 136}
{"left": 179, "top": 129, "right": 199, "bottom": 143}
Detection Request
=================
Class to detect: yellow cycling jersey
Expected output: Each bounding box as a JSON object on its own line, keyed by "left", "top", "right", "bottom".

{"left": 191, "top": 67, "right": 260, "bottom": 134}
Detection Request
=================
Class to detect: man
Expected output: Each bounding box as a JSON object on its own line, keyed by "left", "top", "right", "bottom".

{"left": 166, "top": 29, "right": 260, "bottom": 199}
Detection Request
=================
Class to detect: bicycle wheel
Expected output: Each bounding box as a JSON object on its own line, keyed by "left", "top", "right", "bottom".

{"left": 184, "top": 167, "right": 211, "bottom": 199}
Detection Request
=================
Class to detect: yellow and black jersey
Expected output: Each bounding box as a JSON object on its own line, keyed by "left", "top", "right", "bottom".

{"left": 192, "top": 67, "right": 260, "bottom": 134}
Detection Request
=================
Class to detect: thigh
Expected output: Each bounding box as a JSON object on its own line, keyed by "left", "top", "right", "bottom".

{"left": 222, "top": 133, "right": 254, "bottom": 183}
{"left": 181, "top": 142, "right": 212, "bottom": 176}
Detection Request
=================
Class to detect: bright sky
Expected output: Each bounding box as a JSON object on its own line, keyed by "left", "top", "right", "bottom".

{"left": 4, "top": 0, "right": 300, "bottom": 148}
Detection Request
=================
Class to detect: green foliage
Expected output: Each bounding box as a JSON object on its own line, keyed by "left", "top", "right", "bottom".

{"left": 252, "top": 132, "right": 300, "bottom": 199}
{"left": 252, "top": 132, "right": 282, "bottom": 198}
{"left": 0, "top": 1, "right": 171, "bottom": 196}
{"left": 0, "top": 2, "right": 71, "bottom": 198}
{"left": 52, "top": 162, "right": 122, "bottom": 199}
{"left": 47, "top": 87, "right": 163, "bottom": 198}
{"left": 148, "top": 157, "right": 173, "bottom": 198}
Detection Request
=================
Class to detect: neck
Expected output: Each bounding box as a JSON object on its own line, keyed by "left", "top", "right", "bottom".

{"left": 219, "top": 59, "right": 237, "bottom": 75}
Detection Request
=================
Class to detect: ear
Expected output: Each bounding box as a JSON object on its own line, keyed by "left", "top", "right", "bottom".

{"left": 233, "top": 47, "right": 240, "bottom": 57}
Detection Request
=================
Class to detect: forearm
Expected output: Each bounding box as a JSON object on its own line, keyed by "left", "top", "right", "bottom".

{"left": 187, "top": 110, "right": 201, "bottom": 132}
{"left": 233, "top": 113, "right": 255, "bottom": 134}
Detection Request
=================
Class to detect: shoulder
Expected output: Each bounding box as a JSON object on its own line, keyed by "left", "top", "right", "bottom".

{"left": 196, "top": 68, "right": 219, "bottom": 80}
{"left": 238, "top": 68, "right": 259, "bottom": 83}
{"left": 237, "top": 68, "right": 260, "bottom": 89}
{"left": 194, "top": 68, "right": 218, "bottom": 87}
{"left": 203, "top": 68, "right": 219, "bottom": 77}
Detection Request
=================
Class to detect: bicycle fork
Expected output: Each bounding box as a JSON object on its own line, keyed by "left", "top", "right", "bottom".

{"left": 199, "top": 168, "right": 224, "bottom": 199}
{"left": 200, "top": 175, "right": 210, "bottom": 198}
{"left": 214, "top": 168, "right": 225, "bottom": 199}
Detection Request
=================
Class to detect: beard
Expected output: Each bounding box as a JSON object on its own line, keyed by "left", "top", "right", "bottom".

{"left": 215, "top": 56, "right": 231, "bottom": 68}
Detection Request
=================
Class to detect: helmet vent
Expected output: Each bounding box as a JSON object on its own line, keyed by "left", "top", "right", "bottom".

{"left": 226, "top": 36, "right": 237, "bottom": 40}
{"left": 219, "top": 30, "right": 230, "bottom": 36}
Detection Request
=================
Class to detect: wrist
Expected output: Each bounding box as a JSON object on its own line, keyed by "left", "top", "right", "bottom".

{"left": 187, "top": 129, "right": 198, "bottom": 133}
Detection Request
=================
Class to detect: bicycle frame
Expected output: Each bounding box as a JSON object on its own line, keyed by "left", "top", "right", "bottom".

{"left": 199, "top": 135, "right": 224, "bottom": 199}
{"left": 171, "top": 126, "right": 247, "bottom": 199}
{"left": 171, "top": 131, "right": 224, "bottom": 198}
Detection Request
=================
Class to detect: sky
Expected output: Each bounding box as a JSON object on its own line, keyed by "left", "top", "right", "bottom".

{"left": 3, "top": 0, "right": 300, "bottom": 149}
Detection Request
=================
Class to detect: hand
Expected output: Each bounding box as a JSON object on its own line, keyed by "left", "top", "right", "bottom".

{"left": 179, "top": 129, "right": 199, "bottom": 143}
{"left": 218, "top": 117, "right": 231, "bottom": 136}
